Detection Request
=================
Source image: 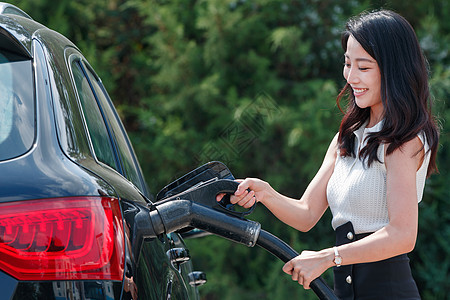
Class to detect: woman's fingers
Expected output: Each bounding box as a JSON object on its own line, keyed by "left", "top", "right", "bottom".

{"left": 216, "top": 178, "right": 259, "bottom": 208}
{"left": 234, "top": 179, "right": 249, "bottom": 196}
{"left": 216, "top": 193, "right": 225, "bottom": 202}
{"left": 282, "top": 260, "right": 294, "bottom": 275}
{"left": 235, "top": 189, "right": 256, "bottom": 208}
{"left": 216, "top": 179, "right": 245, "bottom": 202}
{"left": 283, "top": 257, "right": 313, "bottom": 290}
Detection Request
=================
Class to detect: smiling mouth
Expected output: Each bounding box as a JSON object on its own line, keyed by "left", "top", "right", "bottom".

{"left": 353, "top": 88, "right": 368, "bottom": 94}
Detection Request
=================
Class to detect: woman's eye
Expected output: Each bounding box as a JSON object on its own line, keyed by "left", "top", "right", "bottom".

{"left": 359, "top": 67, "right": 369, "bottom": 71}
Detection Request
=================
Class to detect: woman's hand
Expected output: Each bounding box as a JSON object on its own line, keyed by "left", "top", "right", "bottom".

{"left": 216, "top": 178, "right": 271, "bottom": 208}
{"left": 282, "top": 248, "right": 334, "bottom": 289}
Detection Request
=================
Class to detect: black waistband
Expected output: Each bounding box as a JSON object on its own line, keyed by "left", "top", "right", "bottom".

{"left": 335, "top": 221, "right": 373, "bottom": 246}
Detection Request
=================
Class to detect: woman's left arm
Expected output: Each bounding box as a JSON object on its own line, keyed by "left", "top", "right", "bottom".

{"left": 283, "top": 137, "right": 424, "bottom": 289}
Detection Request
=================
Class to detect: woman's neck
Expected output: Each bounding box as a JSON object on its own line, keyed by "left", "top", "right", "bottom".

{"left": 367, "top": 110, "right": 383, "bottom": 128}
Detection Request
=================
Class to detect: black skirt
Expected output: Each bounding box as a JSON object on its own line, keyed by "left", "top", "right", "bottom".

{"left": 334, "top": 222, "right": 421, "bottom": 300}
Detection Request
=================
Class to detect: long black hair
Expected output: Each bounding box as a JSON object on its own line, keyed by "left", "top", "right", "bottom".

{"left": 337, "top": 10, "right": 439, "bottom": 176}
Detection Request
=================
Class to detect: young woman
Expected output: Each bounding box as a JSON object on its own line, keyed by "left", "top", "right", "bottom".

{"left": 219, "top": 10, "right": 439, "bottom": 299}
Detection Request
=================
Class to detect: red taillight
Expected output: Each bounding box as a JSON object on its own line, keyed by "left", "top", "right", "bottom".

{"left": 0, "top": 197, "right": 124, "bottom": 281}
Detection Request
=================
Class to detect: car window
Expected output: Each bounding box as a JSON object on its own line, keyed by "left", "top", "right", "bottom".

{"left": 71, "top": 60, "right": 119, "bottom": 170}
{"left": 0, "top": 50, "right": 34, "bottom": 161}
{"left": 82, "top": 63, "right": 148, "bottom": 194}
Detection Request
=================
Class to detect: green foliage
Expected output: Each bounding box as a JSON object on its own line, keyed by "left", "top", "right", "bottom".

{"left": 9, "top": 0, "right": 450, "bottom": 298}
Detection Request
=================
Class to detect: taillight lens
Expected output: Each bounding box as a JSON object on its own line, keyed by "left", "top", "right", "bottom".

{"left": 0, "top": 197, "right": 124, "bottom": 281}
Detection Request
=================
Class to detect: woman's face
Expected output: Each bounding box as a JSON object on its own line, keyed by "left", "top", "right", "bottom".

{"left": 343, "top": 35, "right": 383, "bottom": 126}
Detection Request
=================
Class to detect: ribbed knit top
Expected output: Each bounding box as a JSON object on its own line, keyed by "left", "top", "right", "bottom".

{"left": 326, "top": 121, "right": 430, "bottom": 234}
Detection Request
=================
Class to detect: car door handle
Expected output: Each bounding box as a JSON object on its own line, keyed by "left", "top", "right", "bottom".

{"left": 188, "top": 271, "right": 207, "bottom": 287}
{"left": 167, "top": 248, "right": 190, "bottom": 264}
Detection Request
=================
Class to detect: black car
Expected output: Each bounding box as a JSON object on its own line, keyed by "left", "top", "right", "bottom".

{"left": 0, "top": 3, "right": 204, "bottom": 299}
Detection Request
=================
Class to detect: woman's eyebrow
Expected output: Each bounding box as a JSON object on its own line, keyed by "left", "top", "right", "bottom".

{"left": 344, "top": 54, "right": 376, "bottom": 63}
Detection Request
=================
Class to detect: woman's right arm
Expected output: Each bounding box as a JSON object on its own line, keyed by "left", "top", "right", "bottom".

{"left": 231, "top": 134, "right": 338, "bottom": 232}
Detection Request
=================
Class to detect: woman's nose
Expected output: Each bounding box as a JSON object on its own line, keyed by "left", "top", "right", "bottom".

{"left": 345, "top": 67, "right": 360, "bottom": 84}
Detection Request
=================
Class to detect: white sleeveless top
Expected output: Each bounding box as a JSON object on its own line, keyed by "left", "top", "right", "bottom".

{"left": 326, "top": 121, "right": 430, "bottom": 234}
